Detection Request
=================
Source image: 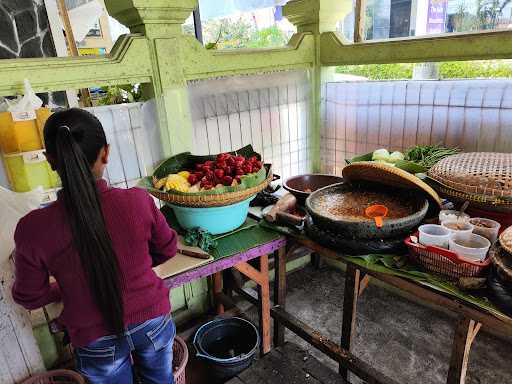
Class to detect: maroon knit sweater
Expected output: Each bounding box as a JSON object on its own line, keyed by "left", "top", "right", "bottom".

{"left": 12, "top": 179, "right": 177, "bottom": 347}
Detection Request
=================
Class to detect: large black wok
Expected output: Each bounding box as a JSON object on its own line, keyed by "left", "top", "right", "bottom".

{"left": 305, "top": 182, "right": 429, "bottom": 240}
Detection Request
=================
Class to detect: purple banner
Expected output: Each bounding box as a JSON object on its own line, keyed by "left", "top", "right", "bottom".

{"left": 427, "top": 0, "right": 448, "bottom": 34}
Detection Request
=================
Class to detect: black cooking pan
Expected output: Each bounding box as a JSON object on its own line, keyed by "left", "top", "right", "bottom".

{"left": 306, "top": 182, "right": 429, "bottom": 240}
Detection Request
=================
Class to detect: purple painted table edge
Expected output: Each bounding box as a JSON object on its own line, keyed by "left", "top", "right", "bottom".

{"left": 163, "top": 237, "right": 287, "bottom": 289}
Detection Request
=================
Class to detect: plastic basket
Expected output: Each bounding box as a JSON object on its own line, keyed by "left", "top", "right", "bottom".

{"left": 405, "top": 233, "right": 491, "bottom": 280}
{"left": 173, "top": 336, "right": 189, "bottom": 384}
{"left": 21, "top": 370, "right": 85, "bottom": 383}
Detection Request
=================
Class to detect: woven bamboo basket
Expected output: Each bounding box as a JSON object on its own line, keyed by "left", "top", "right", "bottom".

{"left": 149, "top": 170, "right": 273, "bottom": 208}
{"left": 21, "top": 370, "right": 85, "bottom": 383}
{"left": 491, "top": 244, "right": 512, "bottom": 285}
{"left": 428, "top": 153, "right": 512, "bottom": 211}
{"left": 342, "top": 161, "right": 442, "bottom": 210}
{"left": 499, "top": 226, "right": 512, "bottom": 256}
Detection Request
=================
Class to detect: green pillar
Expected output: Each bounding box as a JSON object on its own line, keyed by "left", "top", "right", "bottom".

{"left": 284, "top": 0, "right": 348, "bottom": 172}
{"left": 105, "top": 0, "right": 197, "bottom": 158}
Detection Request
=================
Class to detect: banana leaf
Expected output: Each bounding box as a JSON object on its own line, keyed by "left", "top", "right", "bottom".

{"left": 346, "top": 153, "right": 427, "bottom": 174}
{"left": 138, "top": 145, "right": 269, "bottom": 196}
{"left": 345, "top": 253, "right": 507, "bottom": 320}
{"left": 346, "top": 152, "right": 373, "bottom": 164}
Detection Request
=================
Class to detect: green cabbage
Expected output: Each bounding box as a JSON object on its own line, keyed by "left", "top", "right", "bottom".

{"left": 389, "top": 151, "right": 405, "bottom": 163}
{"left": 372, "top": 148, "right": 390, "bottom": 161}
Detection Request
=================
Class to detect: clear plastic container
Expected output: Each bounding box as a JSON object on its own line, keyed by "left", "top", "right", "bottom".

{"left": 0, "top": 108, "right": 50, "bottom": 154}
{"left": 441, "top": 220, "right": 474, "bottom": 241}
{"left": 418, "top": 224, "right": 451, "bottom": 249}
{"left": 4, "top": 151, "right": 60, "bottom": 192}
{"left": 449, "top": 233, "right": 491, "bottom": 262}
{"left": 469, "top": 218, "right": 501, "bottom": 244}
{"left": 439, "top": 210, "right": 470, "bottom": 225}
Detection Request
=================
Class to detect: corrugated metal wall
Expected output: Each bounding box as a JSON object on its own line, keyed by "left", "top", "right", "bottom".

{"left": 321, "top": 79, "right": 512, "bottom": 175}
{"left": 87, "top": 102, "right": 163, "bottom": 189}
{"left": 189, "top": 70, "right": 313, "bottom": 181}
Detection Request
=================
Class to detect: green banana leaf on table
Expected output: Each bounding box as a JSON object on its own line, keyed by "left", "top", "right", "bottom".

{"left": 344, "top": 253, "right": 506, "bottom": 321}
{"left": 260, "top": 221, "right": 507, "bottom": 321}
{"left": 161, "top": 205, "right": 281, "bottom": 260}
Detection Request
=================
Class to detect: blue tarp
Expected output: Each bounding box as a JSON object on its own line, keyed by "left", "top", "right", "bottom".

{"left": 199, "top": 0, "right": 289, "bottom": 20}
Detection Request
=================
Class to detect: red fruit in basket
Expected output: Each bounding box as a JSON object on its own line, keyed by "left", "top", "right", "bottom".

{"left": 236, "top": 168, "right": 245, "bottom": 176}
{"left": 188, "top": 174, "right": 198, "bottom": 185}
{"left": 216, "top": 160, "right": 227, "bottom": 169}
{"left": 224, "top": 166, "right": 233, "bottom": 176}
{"left": 226, "top": 156, "right": 235, "bottom": 166}
{"left": 234, "top": 155, "right": 245, "bottom": 162}
{"left": 217, "top": 153, "right": 229, "bottom": 161}
{"left": 205, "top": 171, "right": 215, "bottom": 181}
{"left": 205, "top": 160, "right": 215, "bottom": 167}
{"left": 243, "top": 165, "right": 253, "bottom": 174}
{"left": 194, "top": 171, "right": 203, "bottom": 178}
{"left": 195, "top": 163, "right": 203, "bottom": 171}
{"left": 235, "top": 160, "right": 244, "bottom": 168}
{"left": 214, "top": 168, "right": 225, "bottom": 179}
{"left": 222, "top": 176, "right": 233, "bottom": 186}
{"left": 254, "top": 161, "right": 263, "bottom": 170}
{"left": 203, "top": 184, "right": 213, "bottom": 190}
{"left": 249, "top": 156, "right": 258, "bottom": 163}
{"left": 235, "top": 175, "right": 242, "bottom": 184}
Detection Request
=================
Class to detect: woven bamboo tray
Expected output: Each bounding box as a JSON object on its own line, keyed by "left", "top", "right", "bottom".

{"left": 342, "top": 161, "right": 442, "bottom": 211}
{"left": 499, "top": 226, "right": 512, "bottom": 255}
{"left": 428, "top": 153, "right": 512, "bottom": 208}
{"left": 491, "top": 244, "right": 512, "bottom": 285}
{"left": 149, "top": 169, "right": 273, "bottom": 208}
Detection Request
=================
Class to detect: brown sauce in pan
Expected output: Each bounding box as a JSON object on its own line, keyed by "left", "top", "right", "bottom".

{"left": 315, "top": 191, "right": 416, "bottom": 221}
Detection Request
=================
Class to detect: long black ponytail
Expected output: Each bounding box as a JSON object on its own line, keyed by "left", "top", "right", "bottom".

{"left": 44, "top": 108, "right": 124, "bottom": 336}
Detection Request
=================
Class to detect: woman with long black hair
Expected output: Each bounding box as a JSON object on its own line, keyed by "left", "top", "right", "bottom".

{"left": 12, "top": 108, "right": 178, "bottom": 383}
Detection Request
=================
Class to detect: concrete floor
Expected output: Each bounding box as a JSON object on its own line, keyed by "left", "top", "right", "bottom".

{"left": 258, "top": 265, "right": 512, "bottom": 384}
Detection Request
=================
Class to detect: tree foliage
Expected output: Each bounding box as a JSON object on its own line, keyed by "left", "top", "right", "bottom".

{"left": 336, "top": 60, "right": 512, "bottom": 80}
{"left": 202, "top": 17, "right": 290, "bottom": 49}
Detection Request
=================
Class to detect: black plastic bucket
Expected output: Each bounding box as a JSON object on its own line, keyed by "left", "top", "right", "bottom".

{"left": 193, "top": 317, "right": 259, "bottom": 381}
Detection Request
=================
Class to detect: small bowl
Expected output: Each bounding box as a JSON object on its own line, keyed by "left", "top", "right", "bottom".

{"left": 439, "top": 210, "right": 470, "bottom": 225}
{"left": 449, "top": 233, "right": 491, "bottom": 262}
{"left": 418, "top": 224, "right": 451, "bottom": 249}
{"left": 441, "top": 220, "right": 474, "bottom": 241}
{"left": 469, "top": 217, "right": 501, "bottom": 243}
{"left": 284, "top": 174, "right": 343, "bottom": 205}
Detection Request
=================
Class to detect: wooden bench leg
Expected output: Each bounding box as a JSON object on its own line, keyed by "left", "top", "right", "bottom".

{"left": 234, "top": 255, "right": 271, "bottom": 355}
{"left": 258, "top": 254, "right": 271, "bottom": 355}
{"left": 339, "top": 264, "right": 362, "bottom": 379}
{"left": 273, "top": 246, "right": 287, "bottom": 347}
{"left": 213, "top": 271, "right": 224, "bottom": 315}
{"left": 447, "top": 317, "right": 481, "bottom": 384}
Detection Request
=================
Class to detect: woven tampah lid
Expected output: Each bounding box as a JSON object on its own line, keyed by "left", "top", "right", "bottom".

{"left": 342, "top": 161, "right": 442, "bottom": 211}
{"left": 492, "top": 244, "right": 512, "bottom": 285}
{"left": 500, "top": 226, "right": 512, "bottom": 255}
{"left": 428, "top": 152, "right": 512, "bottom": 199}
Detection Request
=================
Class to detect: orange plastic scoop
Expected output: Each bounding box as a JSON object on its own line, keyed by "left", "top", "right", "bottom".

{"left": 365, "top": 205, "right": 389, "bottom": 228}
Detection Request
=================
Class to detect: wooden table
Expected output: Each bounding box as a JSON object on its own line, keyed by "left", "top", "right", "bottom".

{"left": 160, "top": 237, "right": 286, "bottom": 355}
{"left": 270, "top": 236, "right": 512, "bottom": 384}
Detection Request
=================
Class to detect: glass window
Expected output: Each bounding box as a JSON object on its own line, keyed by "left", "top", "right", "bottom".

{"left": 338, "top": 0, "right": 512, "bottom": 41}
{"left": 198, "top": 0, "right": 296, "bottom": 49}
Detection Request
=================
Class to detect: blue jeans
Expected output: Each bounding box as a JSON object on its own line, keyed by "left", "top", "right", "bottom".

{"left": 75, "top": 314, "right": 175, "bottom": 384}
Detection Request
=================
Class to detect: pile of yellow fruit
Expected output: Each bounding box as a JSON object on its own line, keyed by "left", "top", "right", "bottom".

{"left": 152, "top": 171, "right": 198, "bottom": 193}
